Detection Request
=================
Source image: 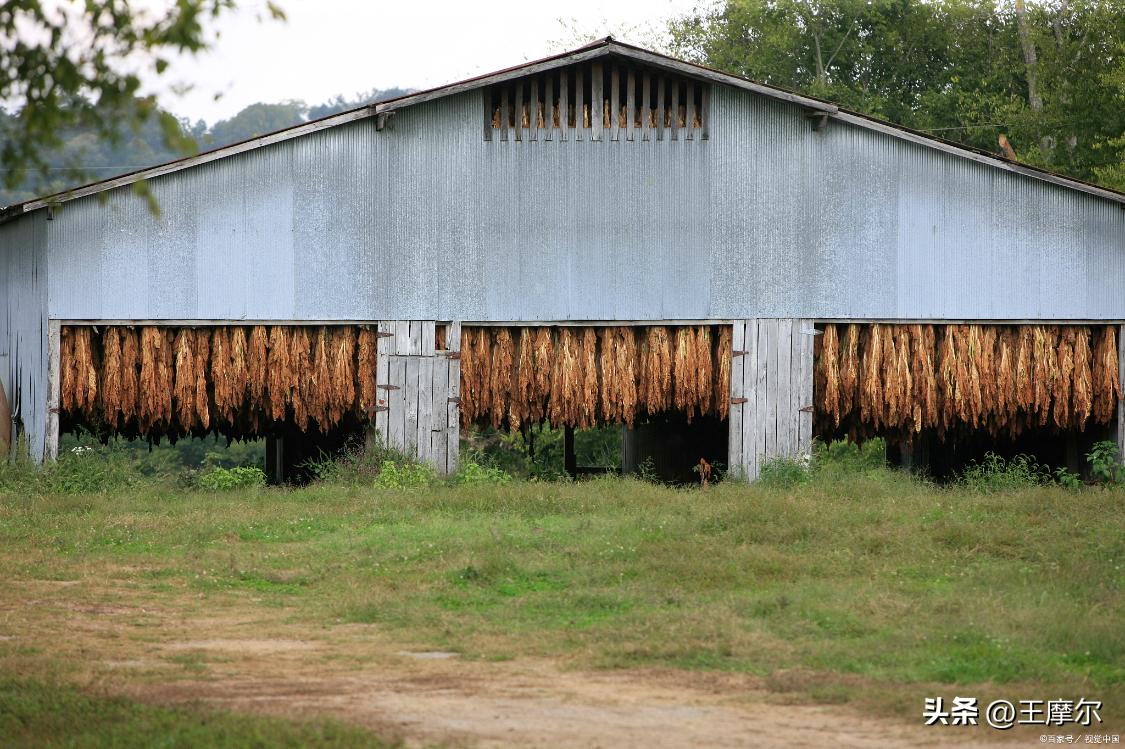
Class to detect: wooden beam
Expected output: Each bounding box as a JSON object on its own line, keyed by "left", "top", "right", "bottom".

{"left": 446, "top": 322, "right": 461, "bottom": 475}
{"left": 574, "top": 66, "right": 585, "bottom": 141}
{"left": 544, "top": 74, "right": 554, "bottom": 141}
{"left": 560, "top": 68, "right": 570, "bottom": 141}
{"left": 610, "top": 65, "right": 620, "bottom": 141}
{"left": 641, "top": 71, "right": 651, "bottom": 141}
{"left": 482, "top": 90, "right": 493, "bottom": 141}
{"left": 591, "top": 61, "right": 603, "bottom": 141}
{"left": 0, "top": 366, "right": 10, "bottom": 460}
{"left": 45, "top": 320, "right": 60, "bottom": 462}
{"left": 626, "top": 69, "right": 636, "bottom": 141}
{"left": 1118, "top": 324, "right": 1124, "bottom": 464}
{"left": 500, "top": 85, "right": 510, "bottom": 142}
{"left": 700, "top": 83, "right": 710, "bottom": 140}
{"left": 671, "top": 80, "right": 682, "bottom": 140}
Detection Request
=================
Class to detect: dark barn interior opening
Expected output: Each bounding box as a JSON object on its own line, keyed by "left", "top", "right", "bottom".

{"left": 57, "top": 324, "right": 384, "bottom": 484}
{"left": 813, "top": 322, "right": 1122, "bottom": 479}
{"left": 458, "top": 324, "right": 731, "bottom": 483}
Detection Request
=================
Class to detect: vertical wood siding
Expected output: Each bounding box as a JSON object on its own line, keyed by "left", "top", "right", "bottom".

{"left": 728, "top": 319, "right": 814, "bottom": 479}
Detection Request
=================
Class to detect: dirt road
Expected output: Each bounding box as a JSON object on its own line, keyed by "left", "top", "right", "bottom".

{"left": 5, "top": 580, "right": 1009, "bottom": 748}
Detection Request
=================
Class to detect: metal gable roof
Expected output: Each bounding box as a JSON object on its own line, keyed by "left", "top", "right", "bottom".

{"left": 2, "top": 35, "right": 1123, "bottom": 222}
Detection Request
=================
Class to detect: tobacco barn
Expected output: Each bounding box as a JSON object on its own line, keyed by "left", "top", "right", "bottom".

{"left": 2, "top": 38, "right": 1124, "bottom": 480}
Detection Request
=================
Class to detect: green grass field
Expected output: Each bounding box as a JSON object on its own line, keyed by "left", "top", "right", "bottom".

{"left": 0, "top": 448, "right": 1122, "bottom": 745}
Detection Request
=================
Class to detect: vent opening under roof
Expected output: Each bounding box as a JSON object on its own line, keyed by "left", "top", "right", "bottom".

{"left": 484, "top": 56, "right": 708, "bottom": 142}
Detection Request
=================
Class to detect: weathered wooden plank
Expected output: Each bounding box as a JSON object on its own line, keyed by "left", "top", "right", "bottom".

{"left": 797, "top": 320, "right": 814, "bottom": 456}
{"left": 728, "top": 322, "right": 745, "bottom": 478}
{"left": 393, "top": 320, "right": 409, "bottom": 357}
{"left": 777, "top": 318, "right": 792, "bottom": 456}
{"left": 1119, "top": 324, "right": 1125, "bottom": 463}
{"left": 573, "top": 66, "right": 583, "bottom": 141}
{"left": 529, "top": 76, "right": 539, "bottom": 142}
{"left": 482, "top": 89, "right": 493, "bottom": 142}
{"left": 544, "top": 74, "right": 554, "bottom": 142}
{"left": 374, "top": 322, "right": 391, "bottom": 441}
{"left": 641, "top": 71, "right": 651, "bottom": 141}
{"left": 446, "top": 322, "right": 462, "bottom": 474}
{"left": 655, "top": 75, "right": 665, "bottom": 141}
{"left": 514, "top": 79, "right": 524, "bottom": 142}
{"left": 387, "top": 355, "right": 406, "bottom": 452}
{"left": 746, "top": 319, "right": 761, "bottom": 479}
{"left": 409, "top": 320, "right": 423, "bottom": 356}
{"left": 762, "top": 319, "right": 776, "bottom": 463}
{"left": 560, "top": 68, "right": 570, "bottom": 142}
{"left": 404, "top": 354, "right": 420, "bottom": 454}
{"left": 684, "top": 81, "right": 693, "bottom": 141}
{"left": 700, "top": 83, "right": 710, "bottom": 140}
{"left": 670, "top": 80, "right": 680, "bottom": 141}
{"left": 610, "top": 65, "right": 620, "bottom": 141}
{"left": 430, "top": 357, "right": 449, "bottom": 474}
{"left": 45, "top": 320, "right": 61, "bottom": 462}
{"left": 626, "top": 69, "right": 636, "bottom": 141}
{"left": 417, "top": 355, "right": 433, "bottom": 462}
{"left": 421, "top": 321, "right": 436, "bottom": 357}
{"left": 0, "top": 367, "right": 10, "bottom": 459}
{"left": 500, "top": 85, "right": 509, "bottom": 142}
{"left": 591, "top": 61, "right": 603, "bottom": 141}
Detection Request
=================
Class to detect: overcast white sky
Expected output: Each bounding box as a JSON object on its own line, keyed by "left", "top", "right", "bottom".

{"left": 154, "top": 0, "right": 707, "bottom": 124}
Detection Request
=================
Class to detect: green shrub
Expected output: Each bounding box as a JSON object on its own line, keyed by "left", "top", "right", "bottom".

{"left": 1053, "top": 467, "right": 1083, "bottom": 491}
{"left": 197, "top": 466, "right": 266, "bottom": 491}
{"left": 452, "top": 460, "right": 512, "bottom": 486}
{"left": 1086, "top": 440, "right": 1124, "bottom": 485}
{"left": 303, "top": 438, "right": 422, "bottom": 485}
{"left": 814, "top": 438, "right": 887, "bottom": 476}
{"left": 0, "top": 444, "right": 143, "bottom": 495}
{"left": 957, "top": 453, "right": 1049, "bottom": 493}
{"left": 373, "top": 460, "right": 435, "bottom": 489}
{"left": 757, "top": 456, "right": 811, "bottom": 488}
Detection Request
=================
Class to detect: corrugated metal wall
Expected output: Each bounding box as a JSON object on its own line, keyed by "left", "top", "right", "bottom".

{"left": 40, "top": 85, "right": 1125, "bottom": 322}
{"left": 0, "top": 213, "right": 48, "bottom": 459}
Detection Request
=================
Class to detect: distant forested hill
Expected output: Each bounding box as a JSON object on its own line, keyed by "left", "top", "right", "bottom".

{"left": 0, "top": 87, "right": 411, "bottom": 207}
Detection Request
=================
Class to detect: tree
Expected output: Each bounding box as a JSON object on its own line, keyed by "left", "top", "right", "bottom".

{"left": 0, "top": 1, "right": 283, "bottom": 202}
{"left": 1094, "top": 43, "right": 1125, "bottom": 189}
{"left": 666, "top": 0, "right": 1125, "bottom": 187}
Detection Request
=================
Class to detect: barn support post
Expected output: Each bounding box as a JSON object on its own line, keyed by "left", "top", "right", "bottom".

{"left": 1117, "top": 324, "right": 1125, "bottom": 464}
{"left": 727, "top": 319, "right": 814, "bottom": 481}
{"left": 376, "top": 320, "right": 461, "bottom": 476}
{"left": 265, "top": 434, "right": 284, "bottom": 485}
{"left": 0, "top": 355, "right": 10, "bottom": 461}
{"left": 45, "top": 320, "right": 60, "bottom": 463}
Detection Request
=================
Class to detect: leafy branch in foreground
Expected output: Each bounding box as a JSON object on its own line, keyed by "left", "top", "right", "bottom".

{"left": 0, "top": 1, "right": 284, "bottom": 203}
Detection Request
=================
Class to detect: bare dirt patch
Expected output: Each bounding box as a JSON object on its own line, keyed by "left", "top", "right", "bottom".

{"left": 1, "top": 578, "right": 1010, "bottom": 748}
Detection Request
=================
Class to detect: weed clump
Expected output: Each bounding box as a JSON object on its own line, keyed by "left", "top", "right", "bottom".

{"left": 197, "top": 466, "right": 266, "bottom": 491}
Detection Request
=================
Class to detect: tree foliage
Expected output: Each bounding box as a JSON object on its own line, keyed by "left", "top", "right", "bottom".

{"left": 0, "top": 0, "right": 283, "bottom": 203}
{"left": 668, "top": 0, "right": 1125, "bottom": 189}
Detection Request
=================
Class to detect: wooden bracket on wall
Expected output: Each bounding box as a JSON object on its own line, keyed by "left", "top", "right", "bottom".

{"left": 732, "top": 350, "right": 749, "bottom": 357}
{"left": 731, "top": 397, "right": 748, "bottom": 405}
{"left": 377, "top": 384, "right": 401, "bottom": 391}
{"left": 806, "top": 111, "right": 829, "bottom": 132}
{"left": 447, "top": 396, "right": 461, "bottom": 405}
{"left": 445, "top": 351, "right": 461, "bottom": 360}
{"left": 799, "top": 405, "right": 814, "bottom": 413}
{"left": 375, "top": 111, "right": 397, "bottom": 132}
